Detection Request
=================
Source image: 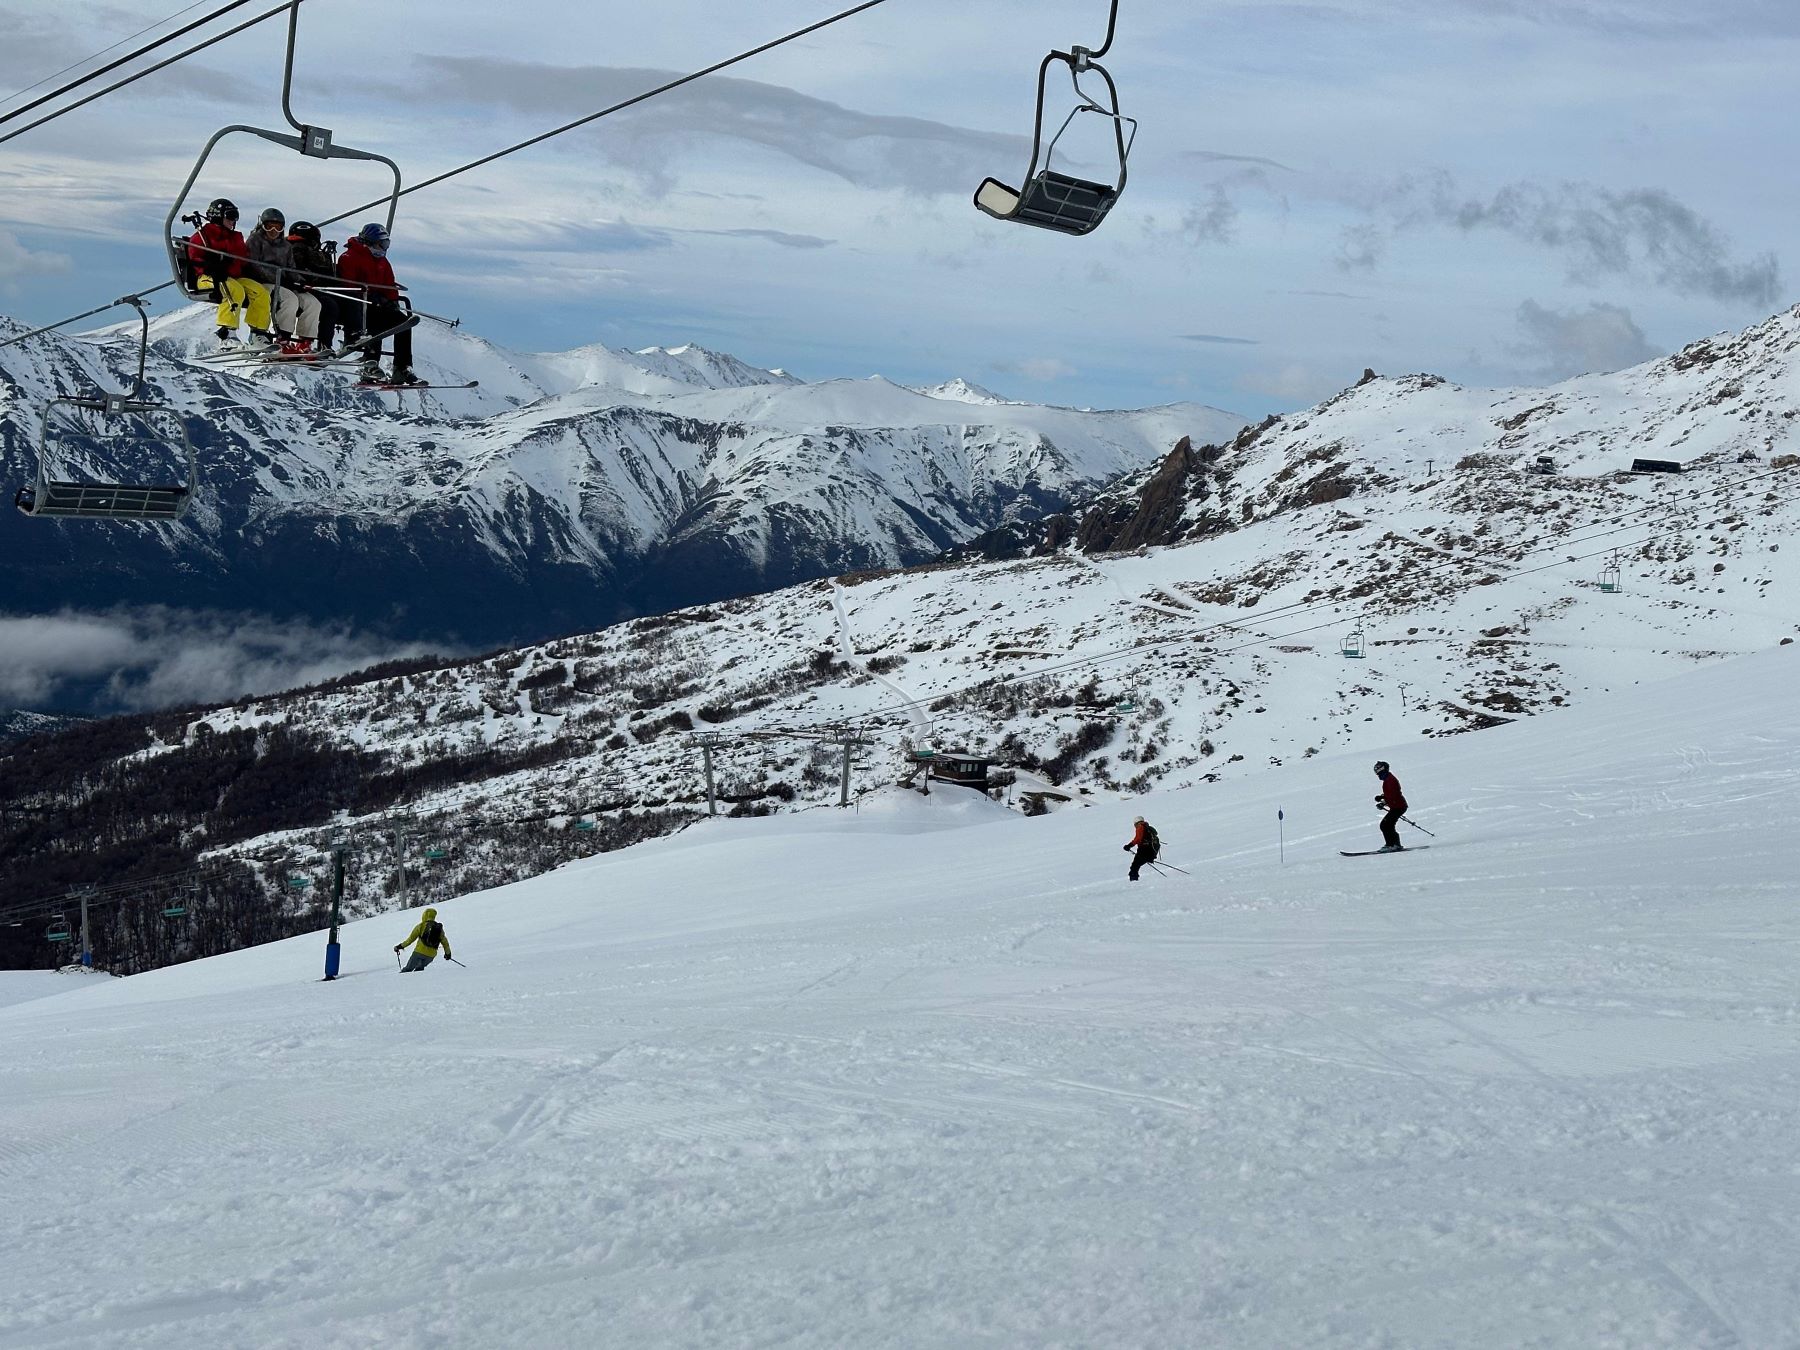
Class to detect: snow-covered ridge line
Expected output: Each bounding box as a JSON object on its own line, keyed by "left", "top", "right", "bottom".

{"left": 0, "top": 304, "right": 1246, "bottom": 658}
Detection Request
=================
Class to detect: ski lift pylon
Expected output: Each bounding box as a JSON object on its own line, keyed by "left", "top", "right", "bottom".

{"left": 162, "top": 3, "right": 401, "bottom": 302}
{"left": 13, "top": 296, "right": 197, "bottom": 521}
{"left": 974, "top": 0, "right": 1135, "bottom": 236}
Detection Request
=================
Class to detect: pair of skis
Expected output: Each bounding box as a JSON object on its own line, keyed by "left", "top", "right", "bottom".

{"left": 198, "top": 344, "right": 476, "bottom": 391}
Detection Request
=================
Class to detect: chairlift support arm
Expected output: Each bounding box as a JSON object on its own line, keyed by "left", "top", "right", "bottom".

{"left": 161, "top": 2, "right": 402, "bottom": 292}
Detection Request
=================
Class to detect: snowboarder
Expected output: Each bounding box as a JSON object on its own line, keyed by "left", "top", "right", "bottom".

{"left": 244, "top": 207, "right": 323, "bottom": 353}
{"left": 393, "top": 906, "right": 452, "bottom": 972}
{"left": 185, "top": 198, "right": 274, "bottom": 348}
{"left": 1123, "top": 815, "right": 1160, "bottom": 880}
{"left": 1372, "top": 760, "right": 1408, "bottom": 852}
{"left": 336, "top": 222, "right": 422, "bottom": 386}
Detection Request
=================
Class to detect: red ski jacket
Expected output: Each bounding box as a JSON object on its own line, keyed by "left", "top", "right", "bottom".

{"left": 1378, "top": 773, "right": 1408, "bottom": 813}
{"left": 337, "top": 237, "right": 399, "bottom": 299}
{"left": 187, "top": 221, "right": 247, "bottom": 279}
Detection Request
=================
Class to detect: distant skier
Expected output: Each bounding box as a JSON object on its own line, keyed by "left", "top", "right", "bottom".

{"left": 1372, "top": 761, "right": 1408, "bottom": 852}
{"left": 394, "top": 906, "right": 452, "bottom": 972}
{"left": 1123, "top": 815, "right": 1160, "bottom": 880}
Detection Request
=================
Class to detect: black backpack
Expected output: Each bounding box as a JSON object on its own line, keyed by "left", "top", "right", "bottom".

{"left": 1143, "top": 825, "right": 1161, "bottom": 858}
{"left": 422, "top": 920, "right": 443, "bottom": 949}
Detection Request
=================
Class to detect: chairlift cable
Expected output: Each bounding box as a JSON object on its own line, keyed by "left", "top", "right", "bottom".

{"left": 0, "top": 0, "right": 265, "bottom": 128}
{"left": 314, "top": 0, "right": 896, "bottom": 230}
{"left": 2, "top": 0, "right": 894, "bottom": 350}
{"left": 0, "top": 0, "right": 301, "bottom": 148}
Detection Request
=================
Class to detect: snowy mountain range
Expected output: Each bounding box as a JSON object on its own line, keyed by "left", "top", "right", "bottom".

{"left": 0, "top": 307, "right": 1241, "bottom": 650}
{"left": 5, "top": 304, "right": 1796, "bottom": 944}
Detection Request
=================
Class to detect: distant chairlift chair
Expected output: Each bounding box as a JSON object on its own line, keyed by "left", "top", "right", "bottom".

{"left": 974, "top": 0, "right": 1136, "bottom": 237}
{"left": 14, "top": 296, "right": 198, "bottom": 522}
{"left": 1341, "top": 627, "right": 1366, "bottom": 659}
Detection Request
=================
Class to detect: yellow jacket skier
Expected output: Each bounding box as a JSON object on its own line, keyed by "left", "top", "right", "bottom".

{"left": 394, "top": 907, "right": 451, "bottom": 973}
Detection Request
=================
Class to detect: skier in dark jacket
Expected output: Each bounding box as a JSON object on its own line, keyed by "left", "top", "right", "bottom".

{"left": 336, "top": 222, "right": 421, "bottom": 385}
{"left": 285, "top": 221, "right": 341, "bottom": 353}
{"left": 394, "top": 907, "right": 451, "bottom": 972}
{"left": 1123, "top": 816, "right": 1160, "bottom": 880}
{"left": 1373, "top": 761, "right": 1408, "bottom": 852}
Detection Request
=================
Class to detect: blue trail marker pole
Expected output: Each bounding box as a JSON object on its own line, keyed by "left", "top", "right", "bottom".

{"left": 323, "top": 842, "right": 347, "bottom": 980}
{"left": 1278, "top": 809, "right": 1285, "bottom": 865}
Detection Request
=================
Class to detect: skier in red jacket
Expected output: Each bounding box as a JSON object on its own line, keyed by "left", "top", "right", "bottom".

{"left": 336, "top": 222, "right": 420, "bottom": 386}
{"left": 185, "top": 197, "right": 274, "bottom": 348}
{"left": 1373, "top": 761, "right": 1408, "bottom": 852}
{"left": 1122, "top": 816, "right": 1160, "bottom": 880}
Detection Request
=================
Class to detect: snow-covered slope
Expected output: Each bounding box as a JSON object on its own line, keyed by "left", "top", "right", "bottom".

{"left": 4, "top": 646, "right": 1798, "bottom": 1347}
{"left": 0, "top": 307, "right": 1241, "bottom": 649}
{"left": 1071, "top": 307, "right": 1800, "bottom": 555}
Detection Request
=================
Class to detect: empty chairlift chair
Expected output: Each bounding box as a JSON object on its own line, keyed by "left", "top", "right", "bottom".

{"left": 1341, "top": 627, "right": 1366, "bottom": 659}
{"left": 14, "top": 298, "right": 198, "bottom": 522}
{"left": 974, "top": 0, "right": 1136, "bottom": 237}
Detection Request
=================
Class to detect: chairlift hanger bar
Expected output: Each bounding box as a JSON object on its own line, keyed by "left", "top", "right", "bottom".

{"left": 162, "top": 2, "right": 402, "bottom": 294}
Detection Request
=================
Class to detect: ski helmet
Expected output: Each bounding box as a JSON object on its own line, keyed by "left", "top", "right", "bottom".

{"left": 357, "top": 222, "right": 389, "bottom": 248}
{"left": 287, "top": 220, "right": 321, "bottom": 245}
{"left": 1373, "top": 761, "right": 1389, "bottom": 775}
{"left": 1134, "top": 816, "right": 1146, "bottom": 824}
{"left": 204, "top": 197, "right": 239, "bottom": 223}
{"left": 258, "top": 206, "right": 286, "bottom": 228}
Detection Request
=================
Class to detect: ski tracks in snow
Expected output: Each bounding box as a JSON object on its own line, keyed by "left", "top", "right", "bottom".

{"left": 829, "top": 581, "right": 930, "bottom": 738}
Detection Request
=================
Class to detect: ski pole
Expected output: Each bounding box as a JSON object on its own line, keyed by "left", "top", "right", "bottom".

{"left": 1149, "top": 860, "right": 1191, "bottom": 877}
{"left": 1278, "top": 808, "right": 1285, "bottom": 866}
{"left": 394, "top": 950, "right": 403, "bottom": 971}
{"left": 1402, "top": 816, "right": 1436, "bottom": 838}
{"left": 446, "top": 956, "right": 468, "bottom": 968}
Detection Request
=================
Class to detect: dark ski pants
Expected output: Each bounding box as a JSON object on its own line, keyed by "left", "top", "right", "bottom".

{"left": 1380, "top": 808, "right": 1404, "bottom": 849}
{"left": 346, "top": 297, "right": 412, "bottom": 370}
{"left": 312, "top": 292, "right": 340, "bottom": 352}
{"left": 1129, "top": 846, "right": 1157, "bottom": 880}
{"left": 401, "top": 950, "right": 437, "bottom": 973}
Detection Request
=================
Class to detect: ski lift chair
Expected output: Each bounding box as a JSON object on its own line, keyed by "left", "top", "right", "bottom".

{"left": 162, "top": 4, "right": 400, "bottom": 303}
{"left": 975, "top": 1, "right": 1136, "bottom": 237}
{"left": 15, "top": 298, "right": 197, "bottom": 522}
{"left": 1341, "top": 627, "right": 1366, "bottom": 659}
{"left": 1598, "top": 564, "right": 1622, "bottom": 594}
{"left": 46, "top": 913, "right": 71, "bottom": 942}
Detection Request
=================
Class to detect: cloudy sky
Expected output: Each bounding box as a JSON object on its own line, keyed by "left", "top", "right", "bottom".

{"left": 0, "top": 0, "right": 1793, "bottom": 417}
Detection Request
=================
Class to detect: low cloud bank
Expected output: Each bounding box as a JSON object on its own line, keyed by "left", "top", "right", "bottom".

{"left": 0, "top": 609, "right": 449, "bottom": 715}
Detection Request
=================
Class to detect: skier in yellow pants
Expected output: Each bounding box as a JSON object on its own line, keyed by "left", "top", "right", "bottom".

{"left": 394, "top": 907, "right": 452, "bottom": 973}
{"left": 185, "top": 197, "right": 274, "bottom": 349}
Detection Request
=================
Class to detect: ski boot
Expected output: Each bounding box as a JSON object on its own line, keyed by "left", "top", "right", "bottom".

{"left": 246, "top": 328, "right": 276, "bottom": 351}
{"left": 390, "top": 367, "right": 428, "bottom": 387}
{"left": 357, "top": 359, "right": 386, "bottom": 386}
